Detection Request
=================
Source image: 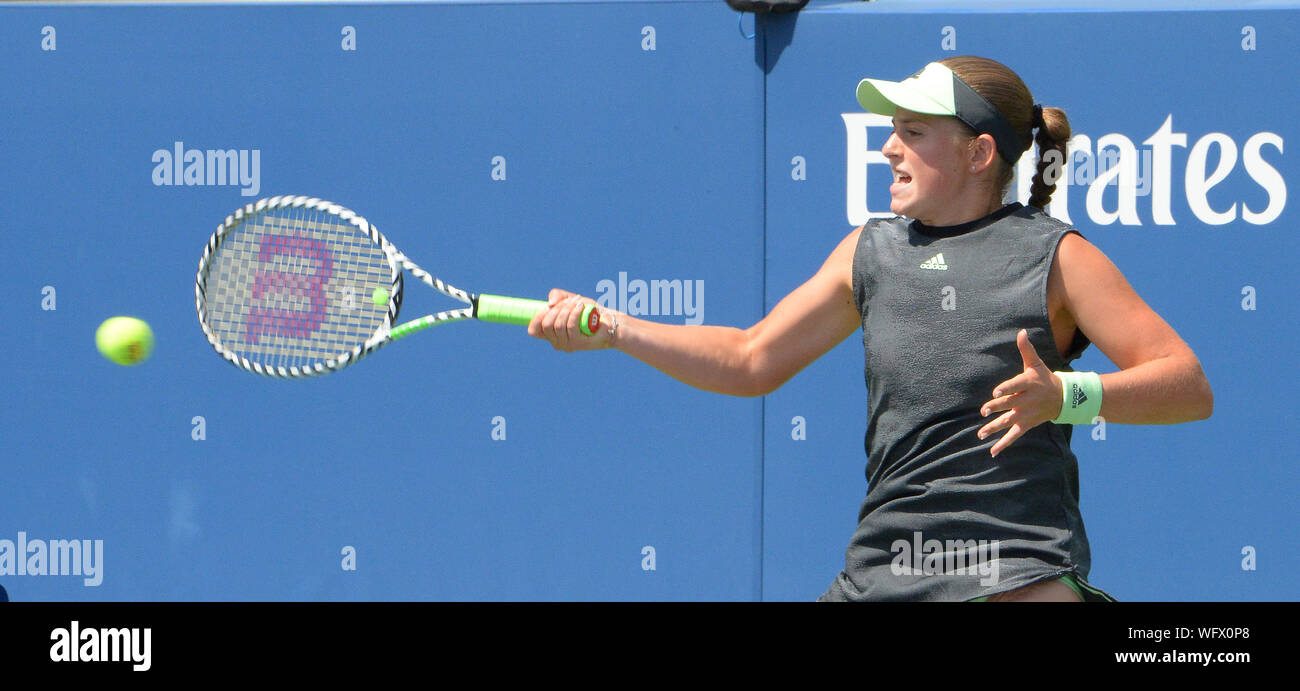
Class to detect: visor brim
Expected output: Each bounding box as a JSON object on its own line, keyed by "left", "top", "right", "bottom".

{"left": 856, "top": 77, "right": 956, "bottom": 117}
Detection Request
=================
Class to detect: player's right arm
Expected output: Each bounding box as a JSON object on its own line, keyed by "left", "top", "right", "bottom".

{"left": 529, "top": 227, "right": 865, "bottom": 397}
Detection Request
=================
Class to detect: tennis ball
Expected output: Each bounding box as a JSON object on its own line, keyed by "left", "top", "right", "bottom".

{"left": 95, "top": 316, "right": 154, "bottom": 366}
{"left": 373, "top": 287, "right": 390, "bottom": 306}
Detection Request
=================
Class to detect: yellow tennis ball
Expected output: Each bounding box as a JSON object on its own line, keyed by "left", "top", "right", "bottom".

{"left": 95, "top": 316, "right": 154, "bottom": 366}
{"left": 373, "top": 287, "right": 390, "bottom": 306}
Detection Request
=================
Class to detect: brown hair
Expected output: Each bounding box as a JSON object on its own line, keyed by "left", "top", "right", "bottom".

{"left": 937, "top": 56, "right": 1070, "bottom": 210}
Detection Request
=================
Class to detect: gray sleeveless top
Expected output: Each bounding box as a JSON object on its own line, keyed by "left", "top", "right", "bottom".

{"left": 821, "top": 203, "right": 1115, "bottom": 602}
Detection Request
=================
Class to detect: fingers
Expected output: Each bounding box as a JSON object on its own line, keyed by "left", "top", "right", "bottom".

{"left": 977, "top": 408, "right": 1026, "bottom": 458}
{"left": 977, "top": 408, "right": 1016, "bottom": 441}
{"left": 547, "top": 295, "right": 584, "bottom": 351}
{"left": 529, "top": 292, "right": 598, "bottom": 352}
{"left": 547, "top": 288, "right": 576, "bottom": 306}
{"left": 977, "top": 330, "right": 1055, "bottom": 457}
{"left": 529, "top": 289, "right": 575, "bottom": 339}
{"left": 978, "top": 377, "right": 1056, "bottom": 457}
{"left": 983, "top": 370, "right": 1032, "bottom": 416}
{"left": 991, "top": 376, "right": 1023, "bottom": 400}
{"left": 987, "top": 340, "right": 1052, "bottom": 403}
{"left": 1016, "top": 328, "right": 1044, "bottom": 367}
{"left": 988, "top": 422, "right": 1025, "bottom": 458}
{"left": 980, "top": 391, "right": 1018, "bottom": 418}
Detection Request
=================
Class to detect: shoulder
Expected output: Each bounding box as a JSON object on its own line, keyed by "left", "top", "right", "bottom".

{"left": 1053, "top": 229, "right": 1117, "bottom": 284}
{"left": 843, "top": 216, "right": 909, "bottom": 269}
{"left": 1003, "top": 206, "right": 1093, "bottom": 270}
{"left": 854, "top": 215, "right": 911, "bottom": 248}
{"left": 862, "top": 215, "right": 911, "bottom": 234}
{"left": 829, "top": 224, "right": 865, "bottom": 276}
{"left": 1008, "top": 207, "right": 1100, "bottom": 266}
{"left": 1012, "top": 204, "right": 1080, "bottom": 239}
{"left": 1042, "top": 218, "right": 1137, "bottom": 328}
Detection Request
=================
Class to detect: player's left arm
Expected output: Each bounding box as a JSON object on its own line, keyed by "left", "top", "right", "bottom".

{"left": 979, "top": 231, "right": 1214, "bottom": 455}
{"left": 1051, "top": 231, "right": 1214, "bottom": 425}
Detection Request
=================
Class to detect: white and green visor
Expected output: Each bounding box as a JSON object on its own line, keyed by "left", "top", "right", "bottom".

{"left": 856, "top": 62, "right": 1026, "bottom": 164}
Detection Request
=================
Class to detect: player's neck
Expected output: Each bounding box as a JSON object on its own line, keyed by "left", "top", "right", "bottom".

{"left": 915, "top": 195, "right": 1005, "bottom": 227}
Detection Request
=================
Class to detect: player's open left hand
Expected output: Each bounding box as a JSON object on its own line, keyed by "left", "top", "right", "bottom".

{"left": 977, "top": 329, "right": 1064, "bottom": 457}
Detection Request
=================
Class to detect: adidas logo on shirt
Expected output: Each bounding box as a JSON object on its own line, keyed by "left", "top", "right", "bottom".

{"left": 919, "top": 253, "right": 948, "bottom": 270}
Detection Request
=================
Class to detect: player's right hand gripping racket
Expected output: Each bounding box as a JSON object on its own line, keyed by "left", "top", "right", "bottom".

{"left": 195, "top": 195, "right": 599, "bottom": 378}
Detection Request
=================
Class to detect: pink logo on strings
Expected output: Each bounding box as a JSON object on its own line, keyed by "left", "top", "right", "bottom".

{"left": 245, "top": 234, "right": 333, "bottom": 344}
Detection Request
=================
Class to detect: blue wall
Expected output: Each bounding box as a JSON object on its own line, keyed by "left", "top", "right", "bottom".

{"left": 1, "top": 0, "right": 1293, "bottom": 601}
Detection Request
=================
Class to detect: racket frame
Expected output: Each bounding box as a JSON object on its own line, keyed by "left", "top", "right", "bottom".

{"left": 196, "top": 195, "right": 596, "bottom": 379}
{"left": 196, "top": 195, "right": 467, "bottom": 378}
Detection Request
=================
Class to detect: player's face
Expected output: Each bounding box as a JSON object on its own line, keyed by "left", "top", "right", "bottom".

{"left": 881, "top": 109, "right": 977, "bottom": 225}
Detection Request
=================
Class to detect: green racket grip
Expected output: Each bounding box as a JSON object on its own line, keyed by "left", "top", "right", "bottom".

{"left": 475, "top": 294, "right": 600, "bottom": 336}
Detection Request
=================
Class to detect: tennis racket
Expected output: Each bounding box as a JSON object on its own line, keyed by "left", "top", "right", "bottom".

{"left": 195, "top": 195, "right": 599, "bottom": 378}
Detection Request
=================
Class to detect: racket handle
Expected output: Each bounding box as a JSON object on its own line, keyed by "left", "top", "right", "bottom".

{"left": 475, "top": 294, "right": 600, "bottom": 336}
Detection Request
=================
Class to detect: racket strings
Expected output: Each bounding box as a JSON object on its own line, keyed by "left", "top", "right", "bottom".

{"left": 202, "top": 204, "right": 393, "bottom": 372}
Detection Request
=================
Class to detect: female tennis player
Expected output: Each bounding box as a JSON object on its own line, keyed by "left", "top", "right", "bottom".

{"left": 529, "top": 56, "right": 1213, "bottom": 602}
